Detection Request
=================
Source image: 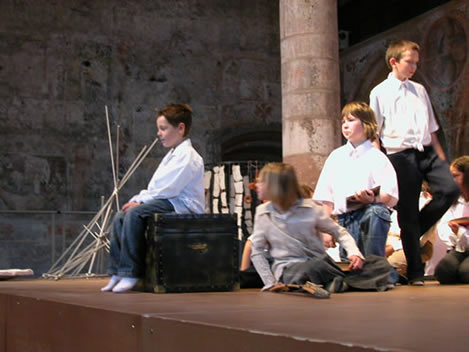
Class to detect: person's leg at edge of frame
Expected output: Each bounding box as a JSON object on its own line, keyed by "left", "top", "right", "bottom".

{"left": 458, "top": 254, "right": 469, "bottom": 284}
{"left": 434, "top": 250, "right": 462, "bottom": 284}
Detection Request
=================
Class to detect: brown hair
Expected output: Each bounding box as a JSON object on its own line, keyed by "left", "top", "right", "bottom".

{"left": 157, "top": 104, "right": 193, "bottom": 137}
{"left": 451, "top": 156, "right": 469, "bottom": 174}
{"left": 258, "top": 163, "right": 303, "bottom": 211}
{"left": 341, "top": 102, "right": 378, "bottom": 141}
{"left": 451, "top": 156, "right": 469, "bottom": 198}
{"left": 385, "top": 40, "right": 420, "bottom": 70}
{"left": 300, "top": 184, "right": 314, "bottom": 198}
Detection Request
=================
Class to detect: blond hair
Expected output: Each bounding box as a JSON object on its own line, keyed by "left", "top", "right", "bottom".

{"left": 258, "top": 163, "right": 303, "bottom": 211}
{"left": 341, "top": 102, "right": 378, "bottom": 141}
{"left": 385, "top": 40, "right": 420, "bottom": 70}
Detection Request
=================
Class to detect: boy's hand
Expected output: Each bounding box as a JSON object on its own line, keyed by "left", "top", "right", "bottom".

{"left": 448, "top": 221, "right": 460, "bottom": 234}
{"left": 353, "top": 189, "right": 375, "bottom": 204}
{"left": 322, "top": 234, "right": 336, "bottom": 248}
{"left": 348, "top": 255, "right": 364, "bottom": 270}
{"left": 122, "top": 201, "right": 141, "bottom": 212}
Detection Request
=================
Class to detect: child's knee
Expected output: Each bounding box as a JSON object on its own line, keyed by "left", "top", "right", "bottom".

{"left": 365, "top": 204, "right": 391, "bottom": 224}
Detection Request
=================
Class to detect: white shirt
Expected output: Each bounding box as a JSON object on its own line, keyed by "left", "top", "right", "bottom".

{"left": 437, "top": 196, "right": 469, "bottom": 253}
{"left": 129, "top": 138, "right": 205, "bottom": 214}
{"left": 369, "top": 73, "right": 439, "bottom": 154}
{"left": 313, "top": 140, "right": 399, "bottom": 215}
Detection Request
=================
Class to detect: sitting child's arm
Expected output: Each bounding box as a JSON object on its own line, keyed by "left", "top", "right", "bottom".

{"left": 319, "top": 201, "right": 337, "bottom": 248}
{"left": 240, "top": 240, "right": 252, "bottom": 271}
{"left": 250, "top": 253, "right": 277, "bottom": 291}
{"left": 313, "top": 204, "right": 365, "bottom": 270}
{"left": 350, "top": 188, "right": 397, "bottom": 208}
{"left": 249, "top": 234, "right": 278, "bottom": 291}
{"left": 447, "top": 221, "right": 469, "bottom": 250}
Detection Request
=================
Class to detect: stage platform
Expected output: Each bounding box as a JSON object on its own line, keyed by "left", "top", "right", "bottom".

{"left": 0, "top": 278, "right": 467, "bottom": 352}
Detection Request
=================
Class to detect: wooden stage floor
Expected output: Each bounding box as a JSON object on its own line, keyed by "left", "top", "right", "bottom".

{"left": 0, "top": 278, "right": 467, "bottom": 352}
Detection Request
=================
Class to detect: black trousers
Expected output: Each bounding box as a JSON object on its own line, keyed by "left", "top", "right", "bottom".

{"left": 435, "top": 250, "right": 469, "bottom": 284}
{"left": 388, "top": 146, "right": 459, "bottom": 281}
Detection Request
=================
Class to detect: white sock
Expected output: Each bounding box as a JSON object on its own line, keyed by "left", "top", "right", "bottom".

{"left": 101, "top": 275, "right": 121, "bottom": 292}
{"left": 112, "top": 277, "right": 139, "bottom": 293}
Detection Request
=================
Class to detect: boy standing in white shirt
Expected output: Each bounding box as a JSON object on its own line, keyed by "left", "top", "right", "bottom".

{"left": 369, "top": 40, "right": 459, "bottom": 285}
{"left": 101, "top": 104, "right": 205, "bottom": 293}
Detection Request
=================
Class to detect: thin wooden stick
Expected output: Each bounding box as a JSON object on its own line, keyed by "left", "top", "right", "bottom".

{"left": 105, "top": 106, "right": 120, "bottom": 209}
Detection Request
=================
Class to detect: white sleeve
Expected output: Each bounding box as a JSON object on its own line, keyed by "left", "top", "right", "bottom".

{"left": 422, "top": 87, "right": 439, "bottom": 133}
{"left": 369, "top": 88, "right": 384, "bottom": 134}
{"left": 312, "top": 156, "right": 334, "bottom": 203}
{"left": 130, "top": 150, "right": 197, "bottom": 203}
{"left": 436, "top": 207, "right": 458, "bottom": 248}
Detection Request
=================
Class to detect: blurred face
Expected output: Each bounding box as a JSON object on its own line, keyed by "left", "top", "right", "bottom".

{"left": 255, "top": 179, "right": 268, "bottom": 201}
{"left": 156, "top": 115, "right": 185, "bottom": 148}
{"left": 342, "top": 113, "right": 367, "bottom": 147}
{"left": 391, "top": 49, "right": 419, "bottom": 81}
{"left": 450, "top": 165, "right": 464, "bottom": 189}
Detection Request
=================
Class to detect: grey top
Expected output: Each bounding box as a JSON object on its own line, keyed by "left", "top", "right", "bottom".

{"left": 249, "top": 198, "right": 364, "bottom": 288}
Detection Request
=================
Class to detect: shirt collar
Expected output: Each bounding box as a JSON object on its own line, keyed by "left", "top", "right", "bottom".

{"left": 344, "top": 139, "right": 373, "bottom": 159}
{"left": 256, "top": 198, "right": 312, "bottom": 216}
{"left": 168, "top": 138, "right": 191, "bottom": 156}
{"left": 387, "top": 72, "right": 409, "bottom": 92}
{"left": 456, "top": 195, "right": 469, "bottom": 205}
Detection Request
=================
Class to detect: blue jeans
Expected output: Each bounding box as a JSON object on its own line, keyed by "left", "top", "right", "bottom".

{"left": 108, "top": 199, "right": 175, "bottom": 278}
{"left": 338, "top": 204, "right": 391, "bottom": 259}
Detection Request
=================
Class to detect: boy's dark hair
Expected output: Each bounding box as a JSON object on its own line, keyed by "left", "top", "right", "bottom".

{"left": 385, "top": 40, "right": 420, "bottom": 70}
{"left": 158, "top": 104, "right": 193, "bottom": 137}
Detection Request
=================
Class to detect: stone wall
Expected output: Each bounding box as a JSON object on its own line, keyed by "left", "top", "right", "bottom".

{"left": 0, "top": 0, "right": 281, "bottom": 275}
{"left": 0, "top": 0, "right": 282, "bottom": 212}
{"left": 340, "top": 0, "right": 469, "bottom": 159}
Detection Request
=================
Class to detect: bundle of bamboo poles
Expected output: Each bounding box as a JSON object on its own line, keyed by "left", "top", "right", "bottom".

{"left": 43, "top": 106, "right": 158, "bottom": 280}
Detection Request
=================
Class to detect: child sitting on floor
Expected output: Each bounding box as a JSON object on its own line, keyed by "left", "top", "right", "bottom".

{"left": 248, "top": 162, "right": 392, "bottom": 296}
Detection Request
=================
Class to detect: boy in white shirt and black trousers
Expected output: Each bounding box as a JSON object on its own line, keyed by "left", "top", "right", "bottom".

{"left": 369, "top": 40, "right": 459, "bottom": 285}
{"left": 101, "top": 104, "right": 205, "bottom": 293}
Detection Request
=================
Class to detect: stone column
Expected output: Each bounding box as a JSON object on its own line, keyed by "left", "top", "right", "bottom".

{"left": 280, "top": 0, "right": 341, "bottom": 186}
